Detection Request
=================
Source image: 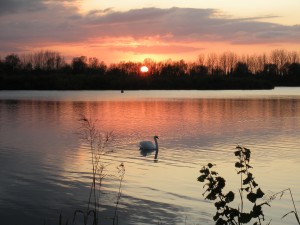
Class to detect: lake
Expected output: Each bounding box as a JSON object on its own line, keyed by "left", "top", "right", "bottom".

{"left": 1, "top": 88, "right": 300, "bottom": 225}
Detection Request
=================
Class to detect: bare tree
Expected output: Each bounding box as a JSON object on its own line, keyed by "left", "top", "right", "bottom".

{"left": 270, "top": 49, "right": 288, "bottom": 76}
{"left": 206, "top": 53, "right": 218, "bottom": 75}
{"left": 197, "top": 53, "right": 206, "bottom": 66}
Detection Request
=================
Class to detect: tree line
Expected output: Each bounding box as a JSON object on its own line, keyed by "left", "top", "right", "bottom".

{"left": 1, "top": 49, "right": 300, "bottom": 90}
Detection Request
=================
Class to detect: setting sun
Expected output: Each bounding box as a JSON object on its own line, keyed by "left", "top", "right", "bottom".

{"left": 140, "top": 66, "right": 149, "bottom": 73}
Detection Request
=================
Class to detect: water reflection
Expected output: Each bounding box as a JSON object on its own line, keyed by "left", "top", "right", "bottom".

{"left": 1, "top": 91, "right": 300, "bottom": 225}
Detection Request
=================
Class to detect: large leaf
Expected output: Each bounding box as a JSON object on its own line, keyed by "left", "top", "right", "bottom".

{"left": 256, "top": 188, "right": 264, "bottom": 198}
{"left": 200, "top": 167, "right": 209, "bottom": 175}
{"left": 247, "top": 192, "right": 257, "bottom": 203}
{"left": 234, "top": 150, "right": 241, "bottom": 157}
{"left": 251, "top": 205, "right": 262, "bottom": 218}
{"left": 197, "top": 174, "right": 207, "bottom": 182}
{"left": 239, "top": 212, "right": 252, "bottom": 223}
{"left": 235, "top": 162, "right": 244, "bottom": 168}
{"left": 225, "top": 191, "right": 235, "bottom": 203}
{"left": 243, "top": 173, "right": 253, "bottom": 185}
{"left": 215, "top": 200, "right": 226, "bottom": 210}
{"left": 216, "top": 218, "right": 227, "bottom": 225}
{"left": 213, "top": 212, "right": 221, "bottom": 221}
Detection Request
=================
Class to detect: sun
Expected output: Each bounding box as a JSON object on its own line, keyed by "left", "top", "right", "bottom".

{"left": 140, "top": 66, "right": 149, "bottom": 73}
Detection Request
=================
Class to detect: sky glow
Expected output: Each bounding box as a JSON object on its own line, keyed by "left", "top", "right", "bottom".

{"left": 0, "top": 0, "right": 299, "bottom": 63}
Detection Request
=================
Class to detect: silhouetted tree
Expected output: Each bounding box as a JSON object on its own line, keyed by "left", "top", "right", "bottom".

{"left": 2, "top": 48, "right": 300, "bottom": 89}
{"left": 189, "top": 64, "right": 208, "bottom": 76}
{"left": 160, "top": 64, "right": 174, "bottom": 77}
{"left": 143, "top": 58, "right": 159, "bottom": 76}
{"left": 118, "top": 61, "right": 140, "bottom": 76}
{"left": 213, "top": 67, "right": 225, "bottom": 76}
{"left": 263, "top": 63, "right": 277, "bottom": 77}
{"left": 0, "top": 57, "right": 4, "bottom": 74}
{"left": 97, "top": 61, "right": 107, "bottom": 75}
{"left": 197, "top": 53, "right": 205, "bottom": 66}
{"left": 87, "top": 57, "right": 107, "bottom": 75}
{"left": 206, "top": 53, "right": 218, "bottom": 75}
{"left": 287, "top": 51, "right": 299, "bottom": 64}
{"left": 270, "top": 49, "right": 288, "bottom": 76}
{"left": 288, "top": 63, "right": 300, "bottom": 77}
{"left": 256, "top": 53, "right": 268, "bottom": 73}
{"left": 4, "top": 54, "right": 21, "bottom": 73}
{"left": 233, "top": 62, "right": 250, "bottom": 77}
{"left": 72, "top": 56, "right": 87, "bottom": 74}
{"left": 173, "top": 60, "right": 188, "bottom": 76}
{"left": 106, "top": 64, "right": 123, "bottom": 77}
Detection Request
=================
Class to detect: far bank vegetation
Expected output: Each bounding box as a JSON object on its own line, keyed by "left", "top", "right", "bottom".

{"left": 1, "top": 49, "right": 300, "bottom": 90}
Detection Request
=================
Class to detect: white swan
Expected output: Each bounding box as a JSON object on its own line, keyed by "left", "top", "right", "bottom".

{"left": 139, "top": 136, "right": 159, "bottom": 160}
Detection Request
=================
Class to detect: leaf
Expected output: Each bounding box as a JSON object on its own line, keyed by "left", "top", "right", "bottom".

{"left": 216, "top": 176, "right": 226, "bottom": 189}
{"left": 216, "top": 218, "right": 227, "bottom": 225}
{"left": 243, "top": 173, "right": 253, "bottom": 185}
{"left": 225, "top": 191, "right": 235, "bottom": 203}
{"left": 247, "top": 192, "right": 257, "bottom": 203}
{"left": 239, "top": 213, "right": 252, "bottom": 223}
{"left": 235, "top": 162, "right": 244, "bottom": 168}
{"left": 197, "top": 174, "right": 207, "bottom": 182}
{"left": 251, "top": 205, "right": 262, "bottom": 218}
{"left": 256, "top": 188, "right": 265, "bottom": 198}
{"left": 206, "top": 192, "right": 217, "bottom": 201}
{"left": 215, "top": 201, "right": 226, "bottom": 210}
{"left": 234, "top": 150, "right": 241, "bottom": 157}
{"left": 229, "top": 208, "right": 239, "bottom": 220}
{"left": 207, "top": 163, "right": 214, "bottom": 168}
{"left": 252, "top": 180, "right": 258, "bottom": 187}
{"left": 244, "top": 148, "right": 251, "bottom": 160}
{"left": 200, "top": 167, "right": 209, "bottom": 175}
{"left": 213, "top": 212, "right": 221, "bottom": 221}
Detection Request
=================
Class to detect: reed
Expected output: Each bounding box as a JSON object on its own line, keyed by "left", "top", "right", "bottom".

{"left": 53, "top": 114, "right": 125, "bottom": 225}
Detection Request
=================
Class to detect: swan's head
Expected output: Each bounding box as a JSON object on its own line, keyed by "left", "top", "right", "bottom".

{"left": 154, "top": 135, "right": 159, "bottom": 139}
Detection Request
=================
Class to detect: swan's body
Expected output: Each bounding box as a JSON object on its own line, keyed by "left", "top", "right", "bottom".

{"left": 139, "top": 136, "right": 159, "bottom": 160}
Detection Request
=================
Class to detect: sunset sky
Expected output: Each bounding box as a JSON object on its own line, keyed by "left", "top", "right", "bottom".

{"left": 1, "top": 0, "right": 300, "bottom": 63}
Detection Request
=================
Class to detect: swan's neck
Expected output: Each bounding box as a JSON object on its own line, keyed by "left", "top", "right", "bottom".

{"left": 154, "top": 138, "right": 159, "bottom": 160}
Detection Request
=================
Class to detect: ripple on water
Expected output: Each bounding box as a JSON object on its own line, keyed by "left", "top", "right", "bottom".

{"left": 1, "top": 91, "right": 300, "bottom": 225}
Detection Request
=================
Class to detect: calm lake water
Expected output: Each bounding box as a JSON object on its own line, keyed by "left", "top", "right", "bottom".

{"left": 1, "top": 88, "right": 300, "bottom": 225}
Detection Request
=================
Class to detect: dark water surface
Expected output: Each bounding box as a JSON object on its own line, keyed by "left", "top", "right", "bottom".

{"left": 1, "top": 88, "right": 300, "bottom": 225}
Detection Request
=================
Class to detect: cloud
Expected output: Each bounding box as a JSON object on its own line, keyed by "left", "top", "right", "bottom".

{"left": 0, "top": 0, "right": 45, "bottom": 14}
{"left": 0, "top": 5, "right": 299, "bottom": 56}
{"left": 80, "top": 7, "right": 300, "bottom": 45}
{"left": 0, "top": 0, "right": 81, "bottom": 14}
{"left": 110, "top": 45, "right": 203, "bottom": 54}
{"left": 0, "top": 2, "right": 83, "bottom": 43}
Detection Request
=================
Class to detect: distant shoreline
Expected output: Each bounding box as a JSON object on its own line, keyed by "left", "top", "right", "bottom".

{"left": 2, "top": 49, "right": 300, "bottom": 90}
{"left": 0, "top": 73, "right": 276, "bottom": 90}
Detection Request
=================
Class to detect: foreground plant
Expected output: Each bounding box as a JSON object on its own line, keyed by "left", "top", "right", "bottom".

{"left": 198, "top": 146, "right": 269, "bottom": 225}
{"left": 72, "top": 115, "right": 124, "bottom": 225}
{"left": 112, "top": 163, "right": 125, "bottom": 225}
